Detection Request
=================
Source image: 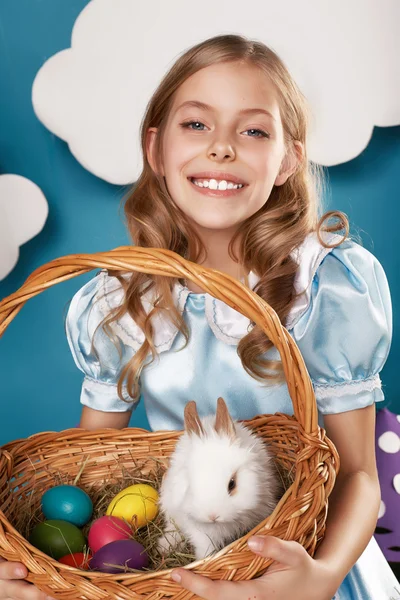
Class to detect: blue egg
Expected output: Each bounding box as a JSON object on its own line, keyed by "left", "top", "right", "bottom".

{"left": 41, "top": 485, "right": 93, "bottom": 527}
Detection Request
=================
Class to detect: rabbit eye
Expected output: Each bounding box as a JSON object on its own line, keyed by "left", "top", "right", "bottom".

{"left": 228, "top": 476, "right": 236, "bottom": 494}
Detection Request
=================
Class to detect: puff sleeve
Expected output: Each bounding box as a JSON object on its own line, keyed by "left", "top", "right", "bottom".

{"left": 65, "top": 272, "right": 138, "bottom": 412}
{"left": 292, "top": 240, "right": 392, "bottom": 415}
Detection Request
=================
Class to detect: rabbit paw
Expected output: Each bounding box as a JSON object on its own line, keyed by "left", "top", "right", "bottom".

{"left": 156, "top": 531, "right": 184, "bottom": 557}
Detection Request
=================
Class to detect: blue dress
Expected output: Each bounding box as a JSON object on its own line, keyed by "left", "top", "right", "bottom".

{"left": 66, "top": 231, "right": 398, "bottom": 599}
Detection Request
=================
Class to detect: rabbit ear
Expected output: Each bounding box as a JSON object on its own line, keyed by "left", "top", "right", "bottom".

{"left": 184, "top": 401, "right": 205, "bottom": 437}
{"left": 215, "top": 397, "right": 236, "bottom": 439}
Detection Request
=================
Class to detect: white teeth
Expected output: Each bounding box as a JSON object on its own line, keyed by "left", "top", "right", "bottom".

{"left": 191, "top": 178, "right": 243, "bottom": 190}
{"left": 209, "top": 179, "right": 227, "bottom": 190}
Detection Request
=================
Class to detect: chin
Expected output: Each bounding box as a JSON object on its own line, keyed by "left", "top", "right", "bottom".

{"left": 188, "top": 214, "right": 243, "bottom": 232}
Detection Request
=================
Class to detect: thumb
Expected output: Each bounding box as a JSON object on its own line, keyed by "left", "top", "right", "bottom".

{"left": 170, "top": 568, "right": 235, "bottom": 600}
{"left": 247, "top": 536, "right": 306, "bottom": 568}
{"left": 170, "top": 568, "right": 216, "bottom": 599}
{"left": 0, "top": 557, "right": 27, "bottom": 579}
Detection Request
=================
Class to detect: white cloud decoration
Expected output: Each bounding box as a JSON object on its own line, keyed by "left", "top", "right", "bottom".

{"left": 32, "top": 0, "right": 400, "bottom": 185}
{"left": 0, "top": 175, "right": 48, "bottom": 281}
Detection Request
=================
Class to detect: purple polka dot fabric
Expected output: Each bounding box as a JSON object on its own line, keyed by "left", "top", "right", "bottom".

{"left": 375, "top": 407, "right": 400, "bottom": 563}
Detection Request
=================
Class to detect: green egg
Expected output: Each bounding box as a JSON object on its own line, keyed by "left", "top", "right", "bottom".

{"left": 29, "top": 519, "right": 86, "bottom": 560}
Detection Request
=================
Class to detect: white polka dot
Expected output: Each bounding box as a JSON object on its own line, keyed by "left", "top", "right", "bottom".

{"left": 397, "top": 415, "right": 400, "bottom": 423}
{"left": 378, "top": 431, "right": 400, "bottom": 454}
{"left": 378, "top": 500, "right": 386, "bottom": 518}
{"left": 393, "top": 475, "right": 400, "bottom": 495}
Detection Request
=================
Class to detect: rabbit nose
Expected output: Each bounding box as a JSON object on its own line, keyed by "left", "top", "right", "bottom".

{"left": 208, "top": 514, "right": 219, "bottom": 522}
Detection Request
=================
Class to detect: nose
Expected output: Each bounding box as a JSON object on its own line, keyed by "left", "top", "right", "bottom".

{"left": 208, "top": 513, "right": 219, "bottom": 522}
{"left": 208, "top": 141, "right": 235, "bottom": 162}
{"left": 209, "top": 151, "right": 234, "bottom": 161}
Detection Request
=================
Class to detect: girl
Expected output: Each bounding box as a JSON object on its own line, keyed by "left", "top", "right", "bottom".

{"left": 1, "top": 34, "right": 398, "bottom": 600}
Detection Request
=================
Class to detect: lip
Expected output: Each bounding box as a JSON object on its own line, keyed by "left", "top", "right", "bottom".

{"left": 188, "top": 171, "right": 248, "bottom": 185}
{"left": 188, "top": 177, "right": 247, "bottom": 197}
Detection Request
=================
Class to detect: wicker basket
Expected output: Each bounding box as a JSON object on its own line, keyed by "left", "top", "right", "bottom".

{"left": 0, "top": 246, "right": 339, "bottom": 600}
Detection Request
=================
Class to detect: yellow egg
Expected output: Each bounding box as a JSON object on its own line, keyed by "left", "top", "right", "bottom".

{"left": 106, "top": 484, "right": 159, "bottom": 529}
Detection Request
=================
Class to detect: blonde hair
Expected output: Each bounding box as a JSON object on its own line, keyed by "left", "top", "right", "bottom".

{"left": 97, "top": 34, "right": 349, "bottom": 402}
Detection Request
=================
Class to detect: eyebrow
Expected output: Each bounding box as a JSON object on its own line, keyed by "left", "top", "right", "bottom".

{"left": 175, "top": 100, "right": 276, "bottom": 122}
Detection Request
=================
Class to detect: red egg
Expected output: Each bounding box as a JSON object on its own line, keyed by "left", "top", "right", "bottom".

{"left": 88, "top": 515, "right": 133, "bottom": 553}
{"left": 59, "top": 552, "right": 92, "bottom": 569}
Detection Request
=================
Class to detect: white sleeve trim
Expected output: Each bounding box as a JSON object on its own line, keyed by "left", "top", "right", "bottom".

{"left": 81, "top": 375, "right": 138, "bottom": 411}
{"left": 313, "top": 374, "right": 382, "bottom": 400}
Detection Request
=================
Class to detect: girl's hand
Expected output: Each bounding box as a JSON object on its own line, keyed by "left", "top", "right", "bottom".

{"left": 171, "top": 535, "right": 340, "bottom": 600}
{"left": 0, "top": 557, "right": 54, "bottom": 600}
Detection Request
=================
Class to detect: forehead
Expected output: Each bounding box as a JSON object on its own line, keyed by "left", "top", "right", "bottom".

{"left": 170, "top": 62, "right": 280, "bottom": 120}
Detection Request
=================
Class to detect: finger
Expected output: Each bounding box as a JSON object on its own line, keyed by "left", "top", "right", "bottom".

{"left": 171, "top": 569, "right": 240, "bottom": 600}
{"left": 0, "top": 558, "right": 27, "bottom": 580}
{"left": 248, "top": 536, "right": 307, "bottom": 568}
{"left": 3, "top": 580, "right": 51, "bottom": 600}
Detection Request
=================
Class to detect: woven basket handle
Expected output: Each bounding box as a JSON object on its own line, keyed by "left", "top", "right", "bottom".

{"left": 0, "top": 246, "right": 318, "bottom": 434}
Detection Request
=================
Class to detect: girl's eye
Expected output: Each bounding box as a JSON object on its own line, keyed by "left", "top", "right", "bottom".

{"left": 244, "top": 128, "right": 270, "bottom": 139}
{"left": 181, "top": 121, "right": 206, "bottom": 131}
{"left": 180, "top": 121, "right": 270, "bottom": 138}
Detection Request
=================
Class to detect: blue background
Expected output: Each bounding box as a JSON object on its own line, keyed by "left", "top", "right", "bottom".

{"left": 0, "top": 0, "right": 399, "bottom": 446}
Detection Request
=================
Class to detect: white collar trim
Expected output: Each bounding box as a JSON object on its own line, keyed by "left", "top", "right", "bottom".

{"left": 95, "top": 231, "right": 342, "bottom": 351}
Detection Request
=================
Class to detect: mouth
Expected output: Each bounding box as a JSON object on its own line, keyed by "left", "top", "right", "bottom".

{"left": 187, "top": 177, "right": 248, "bottom": 198}
{"left": 195, "top": 517, "right": 223, "bottom": 525}
{"left": 191, "top": 514, "right": 231, "bottom": 525}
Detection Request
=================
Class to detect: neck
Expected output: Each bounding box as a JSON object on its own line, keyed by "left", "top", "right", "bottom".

{"left": 186, "top": 226, "right": 247, "bottom": 293}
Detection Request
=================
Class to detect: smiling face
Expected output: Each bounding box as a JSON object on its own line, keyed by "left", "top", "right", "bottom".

{"left": 147, "top": 61, "right": 300, "bottom": 236}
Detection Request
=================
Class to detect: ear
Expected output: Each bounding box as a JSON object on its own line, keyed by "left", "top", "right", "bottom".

{"left": 274, "top": 140, "right": 303, "bottom": 186}
{"left": 184, "top": 401, "right": 205, "bottom": 437}
{"left": 215, "top": 397, "right": 236, "bottom": 439}
{"left": 146, "top": 127, "right": 165, "bottom": 176}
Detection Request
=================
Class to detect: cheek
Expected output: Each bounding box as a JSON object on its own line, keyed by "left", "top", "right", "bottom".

{"left": 163, "top": 134, "right": 200, "bottom": 174}
{"left": 243, "top": 137, "right": 284, "bottom": 171}
{"left": 256, "top": 151, "right": 283, "bottom": 181}
{"left": 235, "top": 473, "right": 260, "bottom": 508}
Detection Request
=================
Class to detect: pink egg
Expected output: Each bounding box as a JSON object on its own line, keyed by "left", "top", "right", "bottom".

{"left": 88, "top": 516, "right": 132, "bottom": 553}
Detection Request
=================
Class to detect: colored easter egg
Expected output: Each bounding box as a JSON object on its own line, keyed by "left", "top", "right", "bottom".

{"left": 89, "top": 539, "right": 149, "bottom": 573}
{"left": 58, "top": 551, "right": 92, "bottom": 569}
{"left": 88, "top": 515, "right": 133, "bottom": 553}
{"left": 41, "top": 485, "right": 93, "bottom": 527}
{"left": 106, "top": 484, "right": 159, "bottom": 528}
{"left": 29, "top": 519, "right": 86, "bottom": 560}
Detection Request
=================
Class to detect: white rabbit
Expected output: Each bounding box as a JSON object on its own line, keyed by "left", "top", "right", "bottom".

{"left": 157, "top": 397, "right": 282, "bottom": 560}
